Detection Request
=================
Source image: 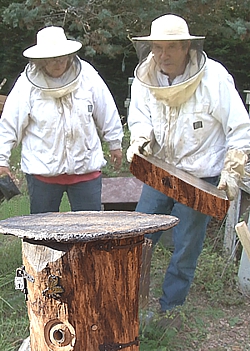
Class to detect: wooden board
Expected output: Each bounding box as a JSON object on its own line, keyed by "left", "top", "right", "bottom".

{"left": 130, "top": 154, "right": 230, "bottom": 220}
{"left": 139, "top": 238, "right": 153, "bottom": 309}
{"left": 235, "top": 221, "right": 250, "bottom": 261}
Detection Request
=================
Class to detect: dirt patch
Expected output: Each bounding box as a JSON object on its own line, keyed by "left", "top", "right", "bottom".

{"left": 145, "top": 217, "right": 250, "bottom": 350}
{"left": 184, "top": 293, "right": 250, "bottom": 350}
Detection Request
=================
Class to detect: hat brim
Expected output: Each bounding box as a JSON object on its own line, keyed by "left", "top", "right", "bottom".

{"left": 132, "top": 35, "right": 205, "bottom": 41}
{"left": 23, "top": 41, "right": 82, "bottom": 58}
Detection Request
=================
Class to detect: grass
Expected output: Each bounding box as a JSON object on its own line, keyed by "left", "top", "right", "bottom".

{"left": 0, "top": 124, "right": 248, "bottom": 350}
{"left": 0, "top": 235, "right": 29, "bottom": 351}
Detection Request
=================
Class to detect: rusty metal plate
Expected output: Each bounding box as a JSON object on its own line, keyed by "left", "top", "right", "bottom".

{"left": 0, "top": 211, "right": 179, "bottom": 243}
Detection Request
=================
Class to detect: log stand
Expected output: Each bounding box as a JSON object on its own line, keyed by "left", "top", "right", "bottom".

{"left": 0, "top": 211, "right": 178, "bottom": 351}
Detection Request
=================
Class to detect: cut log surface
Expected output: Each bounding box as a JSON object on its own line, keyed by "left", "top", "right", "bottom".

{"left": 0, "top": 210, "right": 179, "bottom": 242}
{"left": 130, "top": 154, "right": 230, "bottom": 220}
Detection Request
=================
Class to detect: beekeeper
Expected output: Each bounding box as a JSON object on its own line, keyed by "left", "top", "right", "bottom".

{"left": 127, "top": 13, "right": 250, "bottom": 324}
{"left": 0, "top": 26, "right": 123, "bottom": 213}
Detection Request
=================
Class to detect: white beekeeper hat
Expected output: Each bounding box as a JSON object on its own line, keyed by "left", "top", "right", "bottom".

{"left": 23, "top": 26, "right": 82, "bottom": 58}
{"left": 132, "top": 14, "right": 205, "bottom": 41}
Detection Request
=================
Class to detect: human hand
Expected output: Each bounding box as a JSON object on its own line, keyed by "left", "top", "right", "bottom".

{"left": 110, "top": 149, "right": 123, "bottom": 170}
{"left": 217, "top": 149, "right": 248, "bottom": 200}
{"left": 217, "top": 170, "right": 240, "bottom": 201}
{"left": 126, "top": 137, "right": 152, "bottom": 162}
{"left": 0, "top": 166, "right": 12, "bottom": 179}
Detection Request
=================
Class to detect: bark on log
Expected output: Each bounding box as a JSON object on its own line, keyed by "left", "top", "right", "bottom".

{"left": 130, "top": 154, "right": 230, "bottom": 220}
{"left": 139, "top": 238, "right": 153, "bottom": 309}
{"left": 22, "top": 236, "right": 142, "bottom": 351}
{"left": 0, "top": 211, "right": 179, "bottom": 351}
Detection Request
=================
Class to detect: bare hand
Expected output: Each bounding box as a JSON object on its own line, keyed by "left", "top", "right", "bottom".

{"left": 110, "top": 149, "right": 123, "bottom": 170}
{"left": 0, "top": 166, "right": 13, "bottom": 179}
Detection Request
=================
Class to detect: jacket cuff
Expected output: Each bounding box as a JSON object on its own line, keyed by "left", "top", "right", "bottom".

{"left": 109, "top": 141, "right": 122, "bottom": 151}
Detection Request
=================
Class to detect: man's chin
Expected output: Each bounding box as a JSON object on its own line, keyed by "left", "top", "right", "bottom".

{"left": 160, "top": 68, "right": 170, "bottom": 76}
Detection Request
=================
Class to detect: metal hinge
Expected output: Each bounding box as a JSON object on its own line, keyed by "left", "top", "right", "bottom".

{"left": 15, "top": 265, "right": 34, "bottom": 301}
{"left": 99, "top": 337, "right": 139, "bottom": 350}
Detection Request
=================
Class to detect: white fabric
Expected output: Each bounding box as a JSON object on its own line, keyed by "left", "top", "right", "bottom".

{"left": 217, "top": 170, "right": 240, "bottom": 200}
{"left": 25, "top": 56, "right": 82, "bottom": 109}
{"left": 132, "top": 14, "right": 204, "bottom": 41}
{"left": 126, "top": 137, "right": 152, "bottom": 162}
{"left": 135, "top": 50, "right": 206, "bottom": 106}
{"left": 221, "top": 149, "right": 248, "bottom": 176}
{"left": 25, "top": 56, "right": 81, "bottom": 92}
{"left": 0, "top": 59, "right": 123, "bottom": 176}
{"left": 217, "top": 149, "right": 248, "bottom": 200}
{"left": 23, "top": 26, "right": 82, "bottom": 58}
{"left": 128, "top": 53, "right": 250, "bottom": 179}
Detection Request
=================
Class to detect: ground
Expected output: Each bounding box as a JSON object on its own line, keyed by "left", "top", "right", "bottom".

{"left": 143, "top": 218, "right": 250, "bottom": 351}
{"left": 184, "top": 293, "right": 250, "bottom": 350}
{"left": 145, "top": 293, "right": 250, "bottom": 350}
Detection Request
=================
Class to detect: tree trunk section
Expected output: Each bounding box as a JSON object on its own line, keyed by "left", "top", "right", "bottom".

{"left": 0, "top": 211, "right": 179, "bottom": 351}
{"left": 23, "top": 235, "right": 143, "bottom": 351}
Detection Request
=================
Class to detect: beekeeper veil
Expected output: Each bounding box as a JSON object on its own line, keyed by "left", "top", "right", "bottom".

{"left": 23, "top": 26, "right": 82, "bottom": 98}
{"left": 132, "top": 14, "right": 206, "bottom": 107}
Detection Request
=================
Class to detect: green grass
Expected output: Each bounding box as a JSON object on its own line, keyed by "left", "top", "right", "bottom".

{"left": 0, "top": 235, "right": 29, "bottom": 351}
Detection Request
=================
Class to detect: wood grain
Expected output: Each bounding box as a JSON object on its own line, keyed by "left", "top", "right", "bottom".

{"left": 0, "top": 211, "right": 179, "bottom": 351}
{"left": 23, "top": 236, "right": 143, "bottom": 351}
{"left": 130, "top": 154, "right": 230, "bottom": 220}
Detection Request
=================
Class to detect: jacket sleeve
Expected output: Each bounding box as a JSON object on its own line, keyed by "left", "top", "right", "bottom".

{"left": 208, "top": 61, "right": 250, "bottom": 153}
{"left": 127, "top": 77, "right": 153, "bottom": 142}
{"left": 0, "top": 73, "right": 30, "bottom": 167}
{"left": 90, "top": 68, "right": 123, "bottom": 151}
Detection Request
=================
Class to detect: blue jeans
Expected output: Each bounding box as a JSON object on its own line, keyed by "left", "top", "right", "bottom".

{"left": 26, "top": 174, "right": 102, "bottom": 214}
{"left": 136, "top": 176, "right": 219, "bottom": 312}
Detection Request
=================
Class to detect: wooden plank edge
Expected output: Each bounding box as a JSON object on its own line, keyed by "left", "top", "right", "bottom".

{"left": 235, "top": 221, "right": 250, "bottom": 261}
{"left": 130, "top": 154, "right": 230, "bottom": 221}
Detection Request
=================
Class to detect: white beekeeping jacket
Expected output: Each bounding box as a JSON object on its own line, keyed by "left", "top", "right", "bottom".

{"left": 0, "top": 57, "right": 123, "bottom": 176}
{"left": 128, "top": 51, "right": 250, "bottom": 178}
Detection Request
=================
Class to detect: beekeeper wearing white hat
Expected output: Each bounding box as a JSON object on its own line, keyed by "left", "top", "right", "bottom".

{"left": 0, "top": 26, "right": 123, "bottom": 213}
{"left": 127, "top": 14, "right": 250, "bottom": 323}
